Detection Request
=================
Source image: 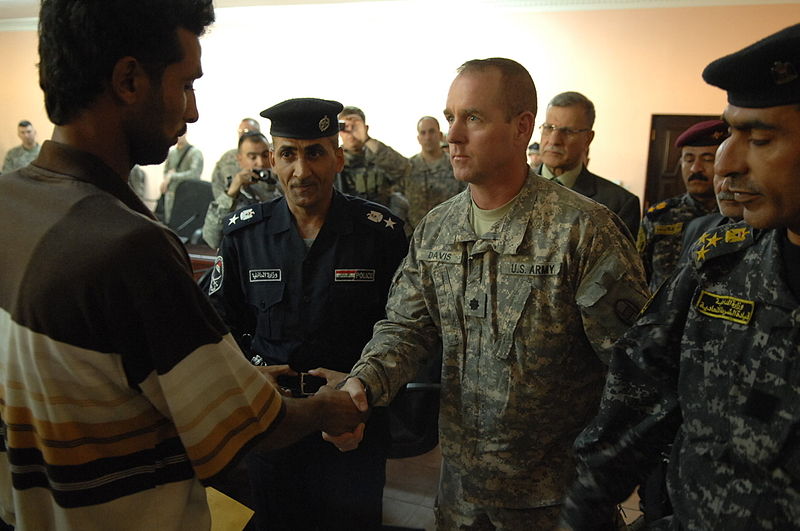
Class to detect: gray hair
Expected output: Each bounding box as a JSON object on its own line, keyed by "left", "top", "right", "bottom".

{"left": 548, "top": 91, "right": 595, "bottom": 128}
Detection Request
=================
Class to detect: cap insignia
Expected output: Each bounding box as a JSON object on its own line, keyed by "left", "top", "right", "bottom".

{"left": 771, "top": 61, "right": 798, "bottom": 86}
{"left": 319, "top": 115, "right": 331, "bottom": 132}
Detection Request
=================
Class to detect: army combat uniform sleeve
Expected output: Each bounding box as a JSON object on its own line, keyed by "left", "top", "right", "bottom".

{"left": 202, "top": 192, "right": 238, "bottom": 248}
{"left": 348, "top": 223, "right": 443, "bottom": 405}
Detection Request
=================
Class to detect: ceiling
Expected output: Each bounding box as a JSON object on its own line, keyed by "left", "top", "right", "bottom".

{"left": 0, "top": 0, "right": 388, "bottom": 20}
{"left": 0, "top": 0, "right": 793, "bottom": 20}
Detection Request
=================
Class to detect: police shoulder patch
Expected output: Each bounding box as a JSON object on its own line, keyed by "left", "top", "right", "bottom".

{"left": 691, "top": 220, "right": 755, "bottom": 267}
{"left": 223, "top": 204, "right": 263, "bottom": 235}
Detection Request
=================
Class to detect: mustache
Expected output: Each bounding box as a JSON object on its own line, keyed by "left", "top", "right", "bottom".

{"left": 716, "top": 191, "right": 736, "bottom": 201}
{"left": 688, "top": 172, "right": 709, "bottom": 182}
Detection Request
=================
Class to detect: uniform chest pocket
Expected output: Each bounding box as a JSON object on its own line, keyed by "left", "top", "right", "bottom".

{"left": 256, "top": 282, "right": 285, "bottom": 339}
{"left": 490, "top": 283, "right": 533, "bottom": 361}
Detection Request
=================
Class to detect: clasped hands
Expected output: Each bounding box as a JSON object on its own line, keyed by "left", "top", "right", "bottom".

{"left": 258, "top": 365, "right": 368, "bottom": 451}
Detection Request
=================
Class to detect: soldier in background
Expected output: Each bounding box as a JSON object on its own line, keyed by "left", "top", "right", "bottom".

{"left": 2, "top": 120, "right": 40, "bottom": 173}
{"left": 202, "top": 131, "right": 280, "bottom": 248}
{"left": 337, "top": 105, "right": 410, "bottom": 216}
{"left": 637, "top": 119, "right": 727, "bottom": 290}
{"left": 331, "top": 58, "right": 648, "bottom": 530}
{"left": 160, "top": 132, "right": 204, "bottom": 223}
{"left": 560, "top": 23, "right": 800, "bottom": 530}
{"left": 402, "top": 116, "right": 465, "bottom": 229}
{"left": 211, "top": 117, "right": 260, "bottom": 186}
{"left": 680, "top": 172, "right": 745, "bottom": 259}
{"left": 527, "top": 141, "right": 541, "bottom": 167}
{"left": 128, "top": 165, "right": 147, "bottom": 201}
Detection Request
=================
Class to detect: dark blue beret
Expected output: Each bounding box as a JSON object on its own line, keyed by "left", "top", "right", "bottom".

{"left": 260, "top": 98, "right": 343, "bottom": 139}
{"left": 675, "top": 120, "right": 728, "bottom": 148}
{"left": 703, "top": 24, "right": 800, "bottom": 108}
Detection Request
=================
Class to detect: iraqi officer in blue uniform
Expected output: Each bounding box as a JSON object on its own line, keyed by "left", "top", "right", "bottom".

{"left": 208, "top": 98, "right": 408, "bottom": 531}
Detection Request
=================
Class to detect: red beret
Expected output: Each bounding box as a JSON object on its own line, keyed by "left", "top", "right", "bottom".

{"left": 675, "top": 120, "right": 728, "bottom": 148}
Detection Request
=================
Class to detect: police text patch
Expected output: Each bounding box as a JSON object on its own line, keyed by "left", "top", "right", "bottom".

{"left": 250, "top": 269, "right": 281, "bottom": 282}
{"left": 695, "top": 290, "right": 754, "bottom": 325}
{"left": 654, "top": 222, "right": 684, "bottom": 236}
{"left": 501, "top": 262, "right": 561, "bottom": 276}
{"left": 419, "top": 249, "right": 462, "bottom": 264}
{"left": 335, "top": 269, "right": 375, "bottom": 282}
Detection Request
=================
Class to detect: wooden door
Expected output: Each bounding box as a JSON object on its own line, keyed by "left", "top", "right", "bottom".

{"left": 644, "top": 114, "right": 719, "bottom": 211}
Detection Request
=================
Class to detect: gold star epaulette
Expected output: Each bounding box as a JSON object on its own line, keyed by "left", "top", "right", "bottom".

{"left": 644, "top": 196, "right": 681, "bottom": 220}
{"left": 691, "top": 221, "right": 755, "bottom": 267}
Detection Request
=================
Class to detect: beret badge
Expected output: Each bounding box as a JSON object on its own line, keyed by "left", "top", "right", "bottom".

{"left": 319, "top": 115, "right": 331, "bottom": 132}
{"left": 771, "top": 61, "right": 798, "bottom": 85}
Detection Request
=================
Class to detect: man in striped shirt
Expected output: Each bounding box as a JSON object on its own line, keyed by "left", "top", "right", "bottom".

{"left": 0, "top": 2, "right": 362, "bottom": 529}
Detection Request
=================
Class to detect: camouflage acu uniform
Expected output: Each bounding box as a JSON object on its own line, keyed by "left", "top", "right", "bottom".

{"left": 349, "top": 169, "right": 648, "bottom": 521}
{"left": 637, "top": 193, "right": 717, "bottom": 291}
{"left": 562, "top": 222, "right": 800, "bottom": 530}
{"left": 211, "top": 148, "right": 239, "bottom": 189}
{"left": 403, "top": 152, "right": 465, "bottom": 228}
{"left": 162, "top": 144, "right": 203, "bottom": 223}
{"left": 339, "top": 141, "right": 410, "bottom": 212}
{"left": 2, "top": 144, "right": 40, "bottom": 174}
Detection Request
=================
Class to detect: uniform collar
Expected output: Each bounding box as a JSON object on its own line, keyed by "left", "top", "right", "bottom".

{"left": 683, "top": 192, "right": 718, "bottom": 215}
{"left": 435, "top": 167, "right": 538, "bottom": 256}
{"left": 267, "top": 188, "right": 353, "bottom": 236}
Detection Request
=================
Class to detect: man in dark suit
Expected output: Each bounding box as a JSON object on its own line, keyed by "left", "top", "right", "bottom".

{"left": 538, "top": 91, "right": 641, "bottom": 239}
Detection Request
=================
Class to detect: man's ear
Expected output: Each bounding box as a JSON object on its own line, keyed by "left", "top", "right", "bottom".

{"left": 515, "top": 111, "right": 535, "bottom": 144}
{"left": 111, "top": 56, "right": 148, "bottom": 105}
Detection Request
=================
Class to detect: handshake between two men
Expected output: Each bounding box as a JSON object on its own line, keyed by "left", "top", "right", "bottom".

{"left": 254, "top": 365, "right": 370, "bottom": 450}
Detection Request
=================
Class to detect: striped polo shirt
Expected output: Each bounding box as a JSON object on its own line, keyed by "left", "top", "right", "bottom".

{"left": 0, "top": 141, "right": 283, "bottom": 530}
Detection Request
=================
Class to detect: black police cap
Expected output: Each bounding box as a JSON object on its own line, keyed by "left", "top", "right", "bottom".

{"left": 260, "top": 98, "right": 344, "bottom": 139}
{"left": 703, "top": 24, "right": 800, "bottom": 108}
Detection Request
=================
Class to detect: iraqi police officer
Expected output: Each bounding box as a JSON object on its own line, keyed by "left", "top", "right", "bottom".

{"left": 208, "top": 98, "right": 408, "bottom": 531}
{"left": 561, "top": 23, "right": 800, "bottom": 530}
{"left": 637, "top": 119, "right": 728, "bottom": 290}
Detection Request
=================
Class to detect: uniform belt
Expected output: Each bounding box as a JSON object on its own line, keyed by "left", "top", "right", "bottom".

{"left": 276, "top": 373, "right": 326, "bottom": 398}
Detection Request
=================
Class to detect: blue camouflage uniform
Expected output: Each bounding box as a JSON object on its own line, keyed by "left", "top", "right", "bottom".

{"left": 562, "top": 223, "right": 800, "bottom": 530}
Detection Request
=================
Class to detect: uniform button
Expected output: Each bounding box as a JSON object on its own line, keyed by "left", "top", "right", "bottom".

{"left": 303, "top": 296, "right": 310, "bottom": 303}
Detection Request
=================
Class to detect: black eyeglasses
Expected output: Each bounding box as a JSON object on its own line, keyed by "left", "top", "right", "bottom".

{"left": 539, "top": 123, "right": 591, "bottom": 136}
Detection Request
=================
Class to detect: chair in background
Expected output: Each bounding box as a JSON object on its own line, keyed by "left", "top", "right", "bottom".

{"left": 167, "top": 179, "right": 213, "bottom": 244}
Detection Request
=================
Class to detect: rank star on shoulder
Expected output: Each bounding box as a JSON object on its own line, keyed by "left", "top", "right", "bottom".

{"left": 706, "top": 232, "right": 722, "bottom": 247}
{"left": 695, "top": 246, "right": 710, "bottom": 261}
{"left": 228, "top": 214, "right": 239, "bottom": 225}
{"left": 384, "top": 217, "right": 396, "bottom": 229}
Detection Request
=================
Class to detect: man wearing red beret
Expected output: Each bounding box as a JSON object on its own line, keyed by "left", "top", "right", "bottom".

{"left": 637, "top": 120, "right": 728, "bottom": 290}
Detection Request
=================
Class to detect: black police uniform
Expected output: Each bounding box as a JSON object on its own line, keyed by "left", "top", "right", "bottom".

{"left": 208, "top": 190, "right": 408, "bottom": 531}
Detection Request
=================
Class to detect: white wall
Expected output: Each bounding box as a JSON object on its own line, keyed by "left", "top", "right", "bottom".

{"left": 1, "top": 1, "right": 798, "bottom": 207}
